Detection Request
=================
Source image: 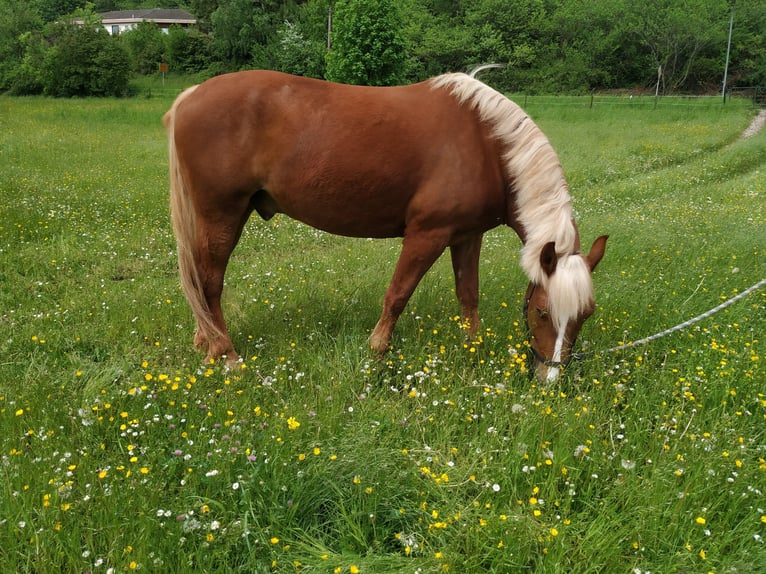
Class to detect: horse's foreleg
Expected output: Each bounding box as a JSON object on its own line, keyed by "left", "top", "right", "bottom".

{"left": 369, "top": 231, "right": 448, "bottom": 353}
{"left": 450, "top": 234, "right": 482, "bottom": 339}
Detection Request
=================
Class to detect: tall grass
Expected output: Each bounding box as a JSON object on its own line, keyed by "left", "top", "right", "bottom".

{"left": 0, "top": 93, "right": 763, "bottom": 573}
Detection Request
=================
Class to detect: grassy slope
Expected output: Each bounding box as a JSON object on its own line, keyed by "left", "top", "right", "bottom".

{"left": 0, "top": 94, "right": 763, "bottom": 573}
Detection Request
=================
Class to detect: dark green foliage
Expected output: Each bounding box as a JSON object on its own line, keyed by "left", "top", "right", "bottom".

{"left": 121, "top": 20, "right": 166, "bottom": 75}
{"left": 326, "top": 0, "right": 407, "bottom": 86}
{"left": 0, "top": 0, "right": 43, "bottom": 92}
{"left": 166, "top": 26, "right": 213, "bottom": 74}
{"left": 1, "top": 0, "right": 764, "bottom": 95}
{"left": 43, "top": 24, "right": 131, "bottom": 97}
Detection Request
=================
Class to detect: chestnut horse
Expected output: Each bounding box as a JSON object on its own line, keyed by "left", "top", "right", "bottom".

{"left": 164, "top": 70, "right": 607, "bottom": 381}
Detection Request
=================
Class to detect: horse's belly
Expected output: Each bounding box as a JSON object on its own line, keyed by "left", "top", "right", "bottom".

{"left": 274, "top": 192, "right": 408, "bottom": 238}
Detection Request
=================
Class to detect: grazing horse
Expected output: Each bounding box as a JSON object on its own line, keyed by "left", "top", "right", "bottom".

{"left": 164, "top": 70, "right": 607, "bottom": 382}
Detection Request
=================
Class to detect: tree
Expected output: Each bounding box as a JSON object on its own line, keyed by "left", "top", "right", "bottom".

{"left": 727, "top": 0, "right": 766, "bottom": 87}
{"left": 211, "top": 0, "right": 301, "bottom": 70}
{"left": 0, "top": 0, "right": 43, "bottom": 92}
{"left": 626, "top": 0, "right": 729, "bottom": 93}
{"left": 274, "top": 20, "right": 325, "bottom": 77}
{"left": 464, "top": 0, "right": 550, "bottom": 92}
{"left": 398, "top": 0, "right": 473, "bottom": 80}
{"left": 36, "top": 0, "right": 84, "bottom": 22}
{"left": 326, "top": 0, "right": 408, "bottom": 85}
{"left": 166, "top": 26, "right": 213, "bottom": 74}
{"left": 121, "top": 20, "right": 165, "bottom": 75}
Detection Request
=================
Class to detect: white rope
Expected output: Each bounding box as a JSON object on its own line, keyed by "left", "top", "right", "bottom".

{"left": 577, "top": 277, "right": 766, "bottom": 359}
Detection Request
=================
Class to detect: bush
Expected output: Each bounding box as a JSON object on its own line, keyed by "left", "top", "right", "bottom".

{"left": 325, "top": 0, "right": 407, "bottom": 86}
{"left": 121, "top": 20, "right": 166, "bottom": 75}
{"left": 43, "top": 24, "right": 131, "bottom": 97}
{"left": 166, "top": 25, "right": 213, "bottom": 74}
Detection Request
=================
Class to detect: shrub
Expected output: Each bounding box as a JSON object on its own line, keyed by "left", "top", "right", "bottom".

{"left": 43, "top": 24, "right": 131, "bottom": 97}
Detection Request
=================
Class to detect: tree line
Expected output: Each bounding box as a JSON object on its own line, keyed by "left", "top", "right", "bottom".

{"left": 1, "top": 0, "right": 764, "bottom": 97}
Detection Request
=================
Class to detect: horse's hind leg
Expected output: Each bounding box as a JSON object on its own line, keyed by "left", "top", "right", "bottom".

{"left": 191, "top": 203, "right": 252, "bottom": 364}
{"left": 369, "top": 230, "right": 449, "bottom": 353}
{"left": 450, "top": 234, "right": 482, "bottom": 339}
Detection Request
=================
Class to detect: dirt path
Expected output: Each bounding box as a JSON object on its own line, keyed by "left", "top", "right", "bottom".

{"left": 741, "top": 109, "right": 766, "bottom": 139}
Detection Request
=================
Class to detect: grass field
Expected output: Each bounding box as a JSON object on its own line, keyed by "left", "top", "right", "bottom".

{"left": 0, "top": 89, "right": 764, "bottom": 573}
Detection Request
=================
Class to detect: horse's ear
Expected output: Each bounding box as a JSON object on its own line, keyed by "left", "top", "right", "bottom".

{"left": 540, "top": 241, "right": 558, "bottom": 277}
{"left": 585, "top": 235, "right": 608, "bottom": 272}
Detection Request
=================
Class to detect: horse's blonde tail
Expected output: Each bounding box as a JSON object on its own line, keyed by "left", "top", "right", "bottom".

{"left": 164, "top": 86, "right": 222, "bottom": 344}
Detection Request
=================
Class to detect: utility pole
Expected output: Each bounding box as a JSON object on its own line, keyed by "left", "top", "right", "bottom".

{"left": 722, "top": 4, "right": 734, "bottom": 103}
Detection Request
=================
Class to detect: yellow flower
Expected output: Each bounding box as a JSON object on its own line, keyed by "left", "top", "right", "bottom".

{"left": 270, "top": 537, "right": 279, "bottom": 545}
{"left": 696, "top": 516, "right": 706, "bottom": 525}
{"left": 350, "top": 566, "right": 360, "bottom": 574}
{"left": 286, "top": 417, "right": 300, "bottom": 431}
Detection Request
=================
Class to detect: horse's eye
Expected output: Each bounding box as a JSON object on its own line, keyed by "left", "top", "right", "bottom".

{"left": 536, "top": 308, "right": 549, "bottom": 320}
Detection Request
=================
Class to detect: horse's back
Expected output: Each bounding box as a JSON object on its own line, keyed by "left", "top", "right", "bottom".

{"left": 169, "top": 71, "right": 506, "bottom": 238}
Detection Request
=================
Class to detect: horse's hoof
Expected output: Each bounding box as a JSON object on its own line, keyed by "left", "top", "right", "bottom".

{"left": 368, "top": 335, "right": 390, "bottom": 355}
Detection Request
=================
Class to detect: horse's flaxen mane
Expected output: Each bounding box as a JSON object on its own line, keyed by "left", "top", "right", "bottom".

{"left": 430, "top": 73, "right": 594, "bottom": 324}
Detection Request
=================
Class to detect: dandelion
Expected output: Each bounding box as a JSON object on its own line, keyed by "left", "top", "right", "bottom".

{"left": 696, "top": 516, "right": 706, "bottom": 525}
{"left": 574, "top": 445, "right": 589, "bottom": 458}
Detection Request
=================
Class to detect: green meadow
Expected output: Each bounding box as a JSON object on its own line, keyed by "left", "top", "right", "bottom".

{"left": 0, "top": 90, "right": 764, "bottom": 573}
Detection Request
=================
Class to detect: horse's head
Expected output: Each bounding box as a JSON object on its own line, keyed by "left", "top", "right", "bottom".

{"left": 524, "top": 235, "right": 608, "bottom": 382}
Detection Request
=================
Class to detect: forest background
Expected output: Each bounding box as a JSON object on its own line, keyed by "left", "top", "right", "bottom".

{"left": 1, "top": 0, "right": 765, "bottom": 97}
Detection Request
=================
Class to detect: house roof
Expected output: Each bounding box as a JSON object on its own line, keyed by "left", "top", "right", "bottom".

{"left": 100, "top": 9, "right": 196, "bottom": 25}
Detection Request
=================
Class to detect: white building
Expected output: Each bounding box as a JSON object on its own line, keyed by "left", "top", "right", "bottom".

{"left": 95, "top": 9, "right": 196, "bottom": 35}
